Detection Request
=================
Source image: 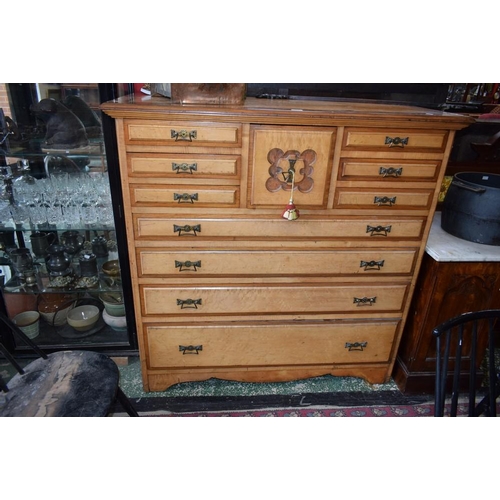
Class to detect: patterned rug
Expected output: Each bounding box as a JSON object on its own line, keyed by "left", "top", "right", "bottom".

{"left": 135, "top": 400, "right": 500, "bottom": 417}
{"left": 140, "top": 403, "right": 436, "bottom": 417}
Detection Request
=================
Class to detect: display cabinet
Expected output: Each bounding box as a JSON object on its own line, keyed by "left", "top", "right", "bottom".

{"left": 0, "top": 83, "right": 137, "bottom": 355}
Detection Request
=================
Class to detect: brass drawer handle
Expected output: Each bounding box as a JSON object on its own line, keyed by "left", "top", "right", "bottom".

{"left": 176, "top": 298, "right": 202, "bottom": 309}
{"left": 353, "top": 296, "right": 377, "bottom": 306}
{"left": 385, "top": 136, "right": 408, "bottom": 148}
{"left": 171, "top": 129, "right": 197, "bottom": 142}
{"left": 366, "top": 225, "right": 392, "bottom": 237}
{"left": 179, "top": 345, "right": 203, "bottom": 354}
{"left": 345, "top": 342, "right": 368, "bottom": 351}
{"left": 374, "top": 196, "right": 396, "bottom": 206}
{"left": 360, "top": 260, "right": 385, "bottom": 271}
{"left": 175, "top": 260, "right": 201, "bottom": 272}
{"left": 173, "top": 224, "right": 201, "bottom": 236}
{"left": 379, "top": 167, "right": 402, "bottom": 178}
{"left": 174, "top": 193, "right": 198, "bottom": 203}
{"left": 172, "top": 162, "right": 197, "bottom": 174}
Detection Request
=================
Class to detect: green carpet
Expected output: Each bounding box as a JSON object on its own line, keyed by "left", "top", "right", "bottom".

{"left": 117, "top": 356, "right": 399, "bottom": 398}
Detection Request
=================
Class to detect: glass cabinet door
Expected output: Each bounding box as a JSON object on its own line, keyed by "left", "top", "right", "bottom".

{"left": 0, "top": 83, "right": 137, "bottom": 354}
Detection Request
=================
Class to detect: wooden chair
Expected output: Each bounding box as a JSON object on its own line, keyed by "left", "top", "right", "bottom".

{"left": 433, "top": 309, "right": 500, "bottom": 417}
{"left": 0, "top": 312, "right": 139, "bottom": 417}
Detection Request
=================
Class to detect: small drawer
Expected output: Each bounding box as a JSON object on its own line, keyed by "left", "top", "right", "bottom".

{"left": 146, "top": 320, "right": 399, "bottom": 368}
{"left": 343, "top": 128, "right": 448, "bottom": 153}
{"left": 125, "top": 120, "right": 241, "bottom": 147}
{"left": 128, "top": 153, "right": 240, "bottom": 178}
{"left": 134, "top": 216, "right": 425, "bottom": 240}
{"left": 141, "top": 283, "right": 408, "bottom": 316}
{"left": 339, "top": 159, "right": 441, "bottom": 181}
{"left": 137, "top": 248, "right": 418, "bottom": 277}
{"left": 334, "top": 188, "right": 434, "bottom": 210}
{"left": 130, "top": 185, "right": 239, "bottom": 208}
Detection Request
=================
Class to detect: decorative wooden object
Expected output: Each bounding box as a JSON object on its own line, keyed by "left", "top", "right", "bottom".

{"left": 102, "top": 95, "right": 472, "bottom": 392}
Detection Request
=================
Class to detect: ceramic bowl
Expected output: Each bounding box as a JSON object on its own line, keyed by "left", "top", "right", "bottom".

{"left": 67, "top": 305, "right": 100, "bottom": 332}
{"left": 102, "top": 260, "right": 120, "bottom": 276}
{"left": 39, "top": 303, "right": 75, "bottom": 326}
{"left": 102, "top": 308, "right": 127, "bottom": 331}
{"left": 100, "top": 292, "right": 125, "bottom": 317}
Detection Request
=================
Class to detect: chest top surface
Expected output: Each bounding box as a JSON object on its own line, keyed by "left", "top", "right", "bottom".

{"left": 101, "top": 95, "right": 473, "bottom": 130}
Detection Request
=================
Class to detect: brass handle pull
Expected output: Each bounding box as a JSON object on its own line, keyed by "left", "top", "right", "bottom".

{"left": 175, "top": 260, "right": 201, "bottom": 272}
{"left": 366, "top": 225, "right": 392, "bottom": 237}
{"left": 353, "top": 296, "right": 377, "bottom": 306}
{"left": 173, "top": 224, "right": 201, "bottom": 236}
{"left": 360, "top": 260, "right": 385, "bottom": 271}
{"left": 345, "top": 342, "right": 368, "bottom": 351}
{"left": 176, "top": 298, "right": 202, "bottom": 309}
{"left": 174, "top": 193, "right": 198, "bottom": 204}
{"left": 385, "top": 136, "right": 408, "bottom": 148}
{"left": 171, "top": 129, "right": 197, "bottom": 142}
{"left": 374, "top": 196, "right": 396, "bottom": 206}
{"left": 179, "top": 345, "right": 203, "bottom": 354}
{"left": 379, "top": 167, "right": 402, "bottom": 178}
{"left": 172, "top": 162, "right": 198, "bottom": 174}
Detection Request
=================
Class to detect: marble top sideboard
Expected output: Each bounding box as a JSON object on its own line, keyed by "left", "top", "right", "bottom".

{"left": 426, "top": 212, "right": 500, "bottom": 262}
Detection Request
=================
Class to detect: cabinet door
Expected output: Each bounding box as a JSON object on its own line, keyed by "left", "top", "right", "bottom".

{"left": 248, "top": 125, "right": 336, "bottom": 208}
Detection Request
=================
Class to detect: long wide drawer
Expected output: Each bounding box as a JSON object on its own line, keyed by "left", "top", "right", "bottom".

{"left": 141, "top": 283, "right": 409, "bottom": 316}
{"left": 134, "top": 216, "right": 425, "bottom": 240}
{"left": 146, "top": 320, "right": 399, "bottom": 368}
{"left": 137, "top": 248, "right": 418, "bottom": 277}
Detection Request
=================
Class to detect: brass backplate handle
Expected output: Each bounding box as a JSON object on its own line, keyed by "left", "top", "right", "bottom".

{"left": 174, "top": 193, "right": 198, "bottom": 203}
{"left": 172, "top": 162, "right": 198, "bottom": 174}
{"left": 385, "top": 136, "right": 408, "bottom": 148}
{"left": 175, "top": 260, "right": 201, "bottom": 272}
{"left": 345, "top": 342, "right": 368, "bottom": 351}
{"left": 177, "top": 298, "right": 202, "bottom": 309}
{"left": 353, "top": 296, "right": 377, "bottom": 306}
{"left": 360, "top": 260, "right": 385, "bottom": 271}
{"left": 179, "top": 345, "right": 203, "bottom": 354}
{"left": 171, "top": 129, "right": 197, "bottom": 142}
{"left": 374, "top": 196, "right": 397, "bottom": 206}
{"left": 173, "top": 224, "right": 201, "bottom": 236}
{"left": 379, "top": 167, "right": 403, "bottom": 178}
{"left": 366, "top": 225, "right": 392, "bottom": 236}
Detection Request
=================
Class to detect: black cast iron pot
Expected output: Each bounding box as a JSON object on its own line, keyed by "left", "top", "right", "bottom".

{"left": 441, "top": 171, "right": 500, "bottom": 246}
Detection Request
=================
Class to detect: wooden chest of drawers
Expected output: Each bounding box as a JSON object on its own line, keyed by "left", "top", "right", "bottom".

{"left": 102, "top": 96, "right": 472, "bottom": 392}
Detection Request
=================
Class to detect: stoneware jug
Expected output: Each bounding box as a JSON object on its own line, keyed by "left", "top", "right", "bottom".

{"left": 60, "top": 230, "right": 84, "bottom": 256}
{"left": 45, "top": 244, "right": 72, "bottom": 276}
{"left": 9, "top": 247, "right": 34, "bottom": 275}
